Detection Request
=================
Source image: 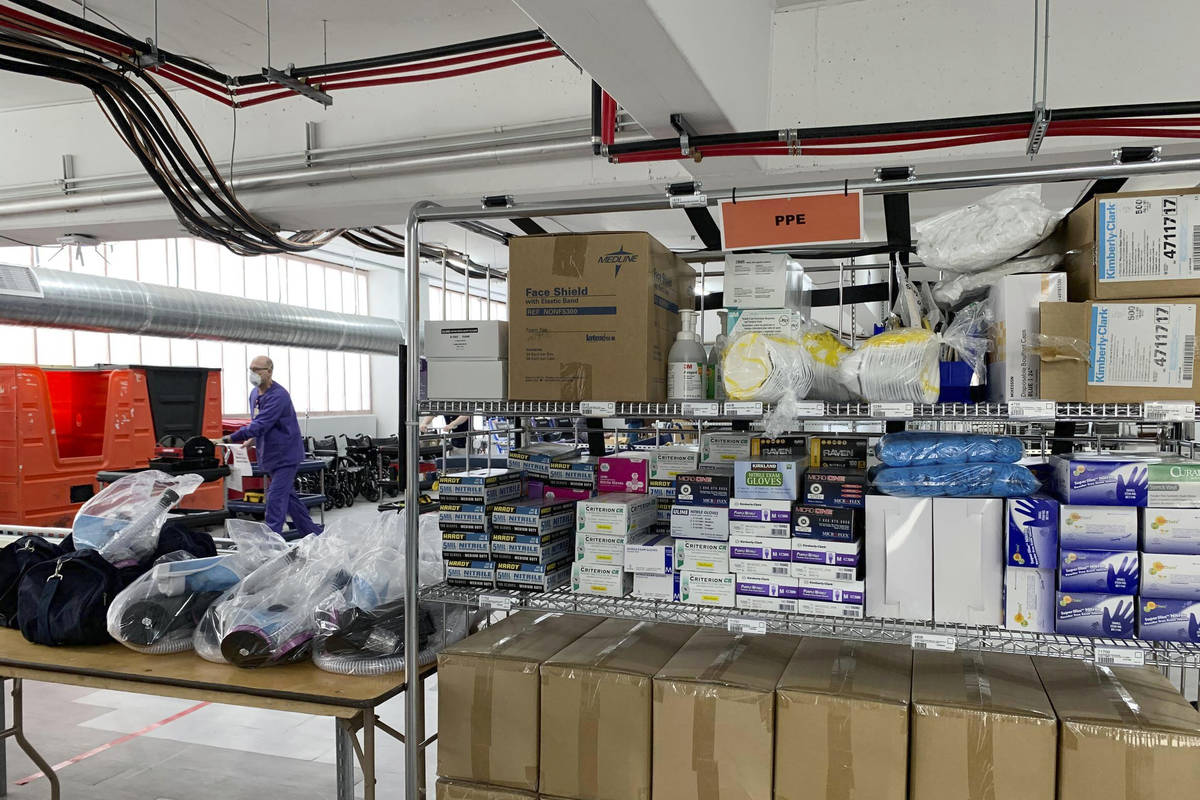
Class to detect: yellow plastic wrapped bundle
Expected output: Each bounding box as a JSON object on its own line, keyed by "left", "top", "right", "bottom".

{"left": 722, "top": 332, "right": 814, "bottom": 402}
{"left": 837, "top": 327, "right": 941, "bottom": 403}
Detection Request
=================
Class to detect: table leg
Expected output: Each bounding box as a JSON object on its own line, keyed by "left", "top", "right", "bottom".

{"left": 5, "top": 680, "right": 59, "bottom": 800}
{"left": 362, "top": 712, "right": 375, "bottom": 800}
{"left": 335, "top": 718, "right": 354, "bottom": 800}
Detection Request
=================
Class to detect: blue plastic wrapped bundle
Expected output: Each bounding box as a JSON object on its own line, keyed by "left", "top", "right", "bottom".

{"left": 873, "top": 462, "right": 1041, "bottom": 497}
{"left": 874, "top": 431, "right": 1023, "bottom": 467}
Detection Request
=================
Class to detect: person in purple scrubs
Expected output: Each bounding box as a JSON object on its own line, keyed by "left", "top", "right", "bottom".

{"left": 217, "top": 355, "right": 323, "bottom": 536}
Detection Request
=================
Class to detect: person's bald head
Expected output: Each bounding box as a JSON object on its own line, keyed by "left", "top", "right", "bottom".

{"left": 250, "top": 355, "right": 273, "bottom": 373}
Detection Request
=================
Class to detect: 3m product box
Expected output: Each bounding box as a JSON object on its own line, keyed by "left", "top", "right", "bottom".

{"left": 987, "top": 272, "right": 1068, "bottom": 401}
{"left": 1059, "top": 505, "right": 1138, "bottom": 549}
{"left": 734, "top": 459, "right": 802, "bottom": 500}
{"left": 808, "top": 436, "right": 869, "bottom": 470}
{"left": 633, "top": 571, "right": 679, "bottom": 600}
{"left": 1142, "top": 507, "right": 1200, "bottom": 554}
{"left": 795, "top": 578, "right": 864, "bottom": 606}
{"left": 575, "top": 530, "right": 649, "bottom": 567}
{"left": 442, "top": 530, "right": 491, "bottom": 558}
{"left": 700, "top": 432, "right": 753, "bottom": 465}
{"left": 1034, "top": 657, "right": 1200, "bottom": 800}
{"left": 910, "top": 652, "right": 1057, "bottom": 800}
{"left": 932, "top": 497, "right": 1004, "bottom": 626}
{"left": 438, "top": 468, "right": 523, "bottom": 504}
{"left": 725, "top": 307, "right": 804, "bottom": 339}
{"left": 749, "top": 435, "right": 808, "bottom": 460}
{"left": 1006, "top": 495, "right": 1059, "bottom": 567}
{"left": 427, "top": 358, "right": 507, "bottom": 400}
{"left": 1139, "top": 597, "right": 1200, "bottom": 642}
{"left": 1147, "top": 459, "right": 1200, "bottom": 507}
{"left": 438, "top": 502, "right": 492, "bottom": 533}
{"left": 728, "top": 533, "right": 791, "bottom": 564}
{"left": 1051, "top": 454, "right": 1153, "bottom": 506}
{"left": 539, "top": 619, "right": 697, "bottom": 800}
{"left": 1004, "top": 568, "right": 1055, "bottom": 632}
{"left": 624, "top": 533, "right": 675, "bottom": 575}
{"left": 571, "top": 562, "right": 632, "bottom": 596}
{"left": 792, "top": 504, "right": 861, "bottom": 541}
{"left": 548, "top": 457, "right": 598, "bottom": 488}
{"left": 674, "top": 472, "right": 733, "bottom": 507}
{"left": 1141, "top": 553, "right": 1200, "bottom": 599}
{"left": 490, "top": 498, "right": 575, "bottom": 536}
{"left": 728, "top": 497, "right": 793, "bottom": 525}
{"left": 1040, "top": 299, "right": 1200, "bottom": 402}
{"left": 435, "top": 779, "right": 535, "bottom": 800}
{"left": 775, "top": 641, "right": 911, "bottom": 800}
{"left": 490, "top": 530, "right": 571, "bottom": 563}
{"left": 669, "top": 505, "right": 729, "bottom": 541}
{"left": 801, "top": 467, "right": 868, "bottom": 509}
{"left": 674, "top": 539, "right": 730, "bottom": 573}
{"left": 424, "top": 320, "right": 509, "bottom": 359}
{"left": 576, "top": 493, "right": 656, "bottom": 534}
{"left": 724, "top": 253, "right": 808, "bottom": 310}
{"left": 728, "top": 518, "right": 792, "bottom": 539}
{"left": 495, "top": 559, "right": 571, "bottom": 592}
{"left": 678, "top": 571, "right": 736, "bottom": 607}
{"left": 1059, "top": 550, "right": 1140, "bottom": 593}
{"left": 648, "top": 478, "right": 676, "bottom": 499}
{"left": 597, "top": 451, "right": 650, "bottom": 493}
{"left": 437, "top": 612, "right": 602, "bottom": 789}
{"left": 1055, "top": 592, "right": 1135, "bottom": 637}
{"left": 507, "top": 443, "right": 580, "bottom": 478}
{"left": 650, "top": 446, "right": 699, "bottom": 480}
{"left": 445, "top": 558, "right": 495, "bottom": 588}
{"left": 506, "top": 232, "right": 695, "bottom": 402}
{"left": 866, "top": 495, "right": 933, "bottom": 621}
{"left": 1062, "top": 187, "right": 1200, "bottom": 300}
{"left": 730, "top": 557, "right": 792, "bottom": 578}
{"left": 791, "top": 538, "right": 862, "bottom": 567}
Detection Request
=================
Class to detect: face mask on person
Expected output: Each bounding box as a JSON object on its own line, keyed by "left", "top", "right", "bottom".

{"left": 249, "top": 370, "right": 263, "bottom": 387}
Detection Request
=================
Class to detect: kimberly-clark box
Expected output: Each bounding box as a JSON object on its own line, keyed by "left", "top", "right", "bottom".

{"left": 624, "top": 533, "right": 674, "bottom": 575}
{"left": 576, "top": 493, "right": 656, "bottom": 534}
{"left": 679, "top": 571, "right": 736, "bottom": 607}
{"left": 932, "top": 497, "right": 1004, "bottom": 626}
{"left": 795, "top": 598, "right": 865, "bottom": 619}
{"left": 674, "top": 539, "right": 730, "bottom": 574}
{"left": 1140, "top": 553, "right": 1200, "bottom": 599}
{"left": 730, "top": 557, "right": 792, "bottom": 578}
{"left": 735, "top": 593, "right": 798, "bottom": 614}
{"left": 576, "top": 530, "right": 654, "bottom": 567}
{"left": 866, "top": 495, "right": 933, "bottom": 621}
{"left": 1005, "top": 495, "right": 1059, "bottom": 568}
{"left": 1141, "top": 507, "right": 1200, "bottom": 554}
{"left": 1004, "top": 568, "right": 1055, "bottom": 633}
{"left": 729, "top": 519, "right": 792, "bottom": 539}
{"left": 1055, "top": 592, "right": 1135, "bottom": 638}
{"left": 633, "top": 572, "right": 679, "bottom": 601}
{"left": 438, "top": 468, "right": 523, "bottom": 504}
{"left": 1138, "top": 597, "right": 1200, "bottom": 642}
{"left": 791, "top": 538, "right": 862, "bottom": 567}
{"left": 438, "top": 501, "right": 492, "bottom": 533}
{"left": 801, "top": 468, "right": 868, "bottom": 509}
{"left": 795, "top": 579, "right": 865, "bottom": 606}
{"left": 571, "top": 563, "right": 632, "bottom": 596}
{"left": 489, "top": 530, "right": 569, "bottom": 563}
{"left": 650, "top": 446, "right": 699, "bottom": 480}
{"left": 442, "top": 530, "right": 491, "bottom": 558}
{"left": 790, "top": 556, "right": 863, "bottom": 582}
{"left": 1059, "top": 505, "right": 1138, "bottom": 550}
{"left": 674, "top": 472, "right": 734, "bottom": 507}
{"left": 728, "top": 498, "right": 793, "bottom": 525}
{"left": 728, "top": 534, "right": 791, "bottom": 564}
{"left": 700, "top": 432, "right": 753, "bottom": 466}
{"left": 507, "top": 443, "right": 580, "bottom": 478}
{"left": 445, "top": 558, "right": 495, "bottom": 588}
{"left": 735, "top": 574, "right": 799, "bottom": 600}
{"left": 792, "top": 505, "right": 861, "bottom": 541}
{"left": 597, "top": 452, "right": 650, "bottom": 494}
{"left": 1050, "top": 455, "right": 1154, "bottom": 506}
{"left": 490, "top": 498, "right": 575, "bottom": 536}
{"left": 670, "top": 505, "right": 730, "bottom": 541}
{"left": 495, "top": 560, "right": 571, "bottom": 592}
{"left": 1059, "top": 550, "right": 1140, "bottom": 593}
{"left": 734, "top": 460, "right": 802, "bottom": 501}
{"left": 1147, "top": 459, "right": 1200, "bottom": 507}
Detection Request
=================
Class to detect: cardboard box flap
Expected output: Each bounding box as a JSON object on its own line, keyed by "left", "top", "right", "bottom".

{"left": 441, "top": 611, "right": 602, "bottom": 662}
{"left": 911, "top": 651, "right": 1055, "bottom": 720}
{"left": 654, "top": 627, "right": 797, "bottom": 691}
{"left": 1034, "top": 657, "right": 1200, "bottom": 737}
{"left": 543, "top": 618, "right": 697, "bottom": 676}
{"left": 435, "top": 780, "right": 536, "bottom": 800}
{"left": 777, "top": 639, "right": 912, "bottom": 705}
{"left": 1038, "top": 301, "right": 1092, "bottom": 401}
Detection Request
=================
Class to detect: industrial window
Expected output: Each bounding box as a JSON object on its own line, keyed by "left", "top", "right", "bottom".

{"left": 427, "top": 284, "right": 506, "bottom": 322}
{"left": 0, "top": 240, "right": 373, "bottom": 416}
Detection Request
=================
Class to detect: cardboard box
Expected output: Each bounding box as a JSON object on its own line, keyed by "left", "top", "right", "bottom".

{"left": 727, "top": 533, "right": 791, "bottom": 564}
{"left": 1147, "top": 459, "right": 1200, "bottom": 506}
{"left": 650, "top": 446, "right": 699, "bottom": 480}
{"left": 910, "top": 651, "right": 1056, "bottom": 800}
{"left": 1005, "top": 495, "right": 1059, "bottom": 568}
{"left": 1004, "top": 568, "right": 1055, "bottom": 632}
{"left": 427, "top": 358, "right": 508, "bottom": 400}
{"left": 544, "top": 484, "right": 596, "bottom": 502}
{"left": 548, "top": 457, "right": 598, "bottom": 488}
{"left": 597, "top": 452, "right": 650, "bottom": 493}
{"left": 652, "top": 628, "right": 797, "bottom": 800}
{"left": 734, "top": 573, "right": 797, "bottom": 599}
{"left": 749, "top": 434, "right": 808, "bottom": 460}
{"left": 571, "top": 562, "right": 632, "bottom": 596}
{"left": 647, "top": 477, "right": 677, "bottom": 499}
{"left": 489, "top": 530, "right": 570, "bottom": 562}
{"left": 801, "top": 467, "right": 868, "bottom": 509}
{"left": 435, "top": 779, "right": 535, "bottom": 800}
{"left": 795, "top": 598, "right": 865, "bottom": 619}
{"left": 1034, "top": 657, "right": 1200, "bottom": 799}
{"left": 490, "top": 498, "right": 575, "bottom": 536}
{"left": 933, "top": 497, "right": 1004, "bottom": 625}
{"left": 437, "top": 612, "right": 602, "bottom": 789}
{"left": 1138, "top": 597, "right": 1200, "bottom": 642}
{"left": 809, "top": 436, "right": 869, "bottom": 470}
{"left": 728, "top": 518, "right": 792, "bottom": 539}
{"left": 494, "top": 559, "right": 571, "bottom": 592}
{"left": 1059, "top": 549, "right": 1140, "bottom": 593}
{"left": 792, "top": 504, "right": 862, "bottom": 541}
{"left": 987, "top": 273, "right": 1068, "bottom": 401}
{"left": 1061, "top": 188, "right": 1200, "bottom": 300}
{"left": 438, "top": 501, "right": 493, "bottom": 533}
{"left": 539, "top": 619, "right": 696, "bottom": 800}
{"left": 624, "top": 532, "right": 674, "bottom": 575}
{"left": 866, "top": 495, "right": 933, "bottom": 621}
{"left": 633, "top": 571, "right": 679, "bottom": 601}
{"left": 1040, "top": 299, "right": 1200, "bottom": 402}
{"left": 678, "top": 571, "right": 736, "bottom": 607}
{"left": 795, "top": 578, "right": 864, "bottom": 605}
{"left": 1060, "top": 504, "right": 1138, "bottom": 549}
{"left": 735, "top": 593, "right": 797, "bottom": 613}
{"left": 787, "top": 559, "right": 861, "bottom": 583}
{"left": 724, "top": 253, "right": 808, "bottom": 310}
{"left": 576, "top": 493, "right": 656, "bottom": 534}
{"left": 669, "top": 505, "right": 730, "bottom": 541}
{"left": 673, "top": 539, "right": 730, "bottom": 574}
{"left": 576, "top": 529, "right": 655, "bottom": 567}
{"left": 729, "top": 497, "right": 793, "bottom": 524}
{"left": 1142, "top": 506, "right": 1200, "bottom": 554}
{"left": 730, "top": 557, "right": 792, "bottom": 578}
{"left": 424, "top": 320, "right": 509, "bottom": 359}
{"left": 775, "top": 640, "right": 911, "bottom": 800}
{"left": 656, "top": 498, "right": 674, "bottom": 525}
{"left": 445, "top": 558, "right": 495, "bottom": 588}
{"left": 700, "top": 432, "right": 753, "bottom": 466}
{"left": 507, "top": 232, "right": 694, "bottom": 401}
{"left": 674, "top": 472, "right": 734, "bottom": 507}
{"left": 507, "top": 443, "right": 580, "bottom": 478}
{"left": 1055, "top": 592, "right": 1135, "bottom": 637}
{"left": 725, "top": 307, "right": 804, "bottom": 339}
{"left": 439, "top": 469, "right": 523, "bottom": 505}
{"left": 442, "top": 530, "right": 491, "bottom": 558}
{"left": 734, "top": 459, "right": 803, "bottom": 500}
{"left": 1051, "top": 455, "right": 1154, "bottom": 506}
{"left": 1141, "top": 552, "right": 1200, "bottom": 599}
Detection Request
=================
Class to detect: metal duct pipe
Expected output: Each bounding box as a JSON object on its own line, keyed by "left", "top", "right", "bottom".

{"left": 2, "top": 267, "right": 404, "bottom": 354}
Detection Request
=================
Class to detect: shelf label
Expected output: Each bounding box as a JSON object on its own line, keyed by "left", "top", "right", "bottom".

{"left": 479, "top": 594, "right": 513, "bottom": 611}
{"left": 870, "top": 402, "right": 914, "bottom": 419}
{"left": 795, "top": 401, "right": 826, "bottom": 417}
{"left": 579, "top": 401, "right": 616, "bottom": 417}
{"left": 1143, "top": 400, "right": 1195, "bottom": 422}
{"left": 681, "top": 401, "right": 720, "bottom": 417}
{"left": 911, "top": 633, "right": 956, "bottom": 652}
{"left": 1094, "top": 645, "right": 1146, "bottom": 667}
{"left": 724, "top": 401, "right": 763, "bottom": 417}
{"left": 1008, "top": 400, "right": 1056, "bottom": 420}
{"left": 727, "top": 618, "right": 767, "bottom": 635}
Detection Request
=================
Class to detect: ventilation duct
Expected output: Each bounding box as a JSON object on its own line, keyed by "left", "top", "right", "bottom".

{"left": 0, "top": 266, "right": 403, "bottom": 354}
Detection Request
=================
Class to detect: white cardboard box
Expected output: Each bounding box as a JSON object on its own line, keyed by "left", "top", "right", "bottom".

{"left": 575, "top": 529, "right": 657, "bottom": 567}
{"left": 633, "top": 572, "right": 679, "bottom": 601}
{"left": 423, "top": 320, "right": 509, "bottom": 359}
{"left": 1141, "top": 553, "right": 1200, "bottom": 599}
{"left": 571, "top": 563, "right": 632, "bottom": 596}
{"left": 932, "top": 497, "right": 1004, "bottom": 626}
{"left": 669, "top": 505, "right": 730, "bottom": 541}
{"left": 1060, "top": 505, "right": 1139, "bottom": 550}
{"left": 576, "top": 493, "right": 656, "bottom": 534}
{"left": 724, "top": 253, "right": 808, "bottom": 310}
{"left": 700, "top": 432, "right": 753, "bottom": 466}
{"left": 730, "top": 557, "right": 792, "bottom": 578}
{"left": 426, "top": 358, "right": 507, "bottom": 400}
{"left": 650, "top": 446, "right": 700, "bottom": 480}
{"left": 673, "top": 539, "right": 730, "bottom": 574}
{"left": 1141, "top": 507, "right": 1200, "bottom": 554}
{"left": 1003, "top": 568, "right": 1055, "bottom": 632}
{"left": 987, "top": 273, "right": 1067, "bottom": 401}
{"left": 678, "top": 571, "right": 736, "bottom": 607}
{"left": 624, "top": 533, "right": 675, "bottom": 574}
{"left": 865, "top": 495, "right": 933, "bottom": 622}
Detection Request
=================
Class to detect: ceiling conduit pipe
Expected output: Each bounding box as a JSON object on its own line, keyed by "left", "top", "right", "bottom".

{"left": 0, "top": 267, "right": 404, "bottom": 354}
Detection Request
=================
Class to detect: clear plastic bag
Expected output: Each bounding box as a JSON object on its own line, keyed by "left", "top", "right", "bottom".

{"left": 837, "top": 327, "right": 942, "bottom": 403}
{"left": 72, "top": 471, "right": 204, "bottom": 566}
{"left": 875, "top": 432, "right": 1024, "bottom": 467}
{"left": 721, "top": 332, "right": 814, "bottom": 402}
{"left": 915, "top": 185, "right": 1065, "bottom": 273}
{"left": 107, "top": 521, "right": 287, "bottom": 654}
{"left": 933, "top": 253, "right": 1063, "bottom": 307}
{"left": 798, "top": 325, "right": 855, "bottom": 401}
{"left": 873, "top": 462, "right": 1041, "bottom": 497}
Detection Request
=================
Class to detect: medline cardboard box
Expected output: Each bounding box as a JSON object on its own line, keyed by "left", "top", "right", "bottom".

{"left": 933, "top": 498, "right": 1004, "bottom": 626}
{"left": 1061, "top": 187, "right": 1200, "bottom": 300}
{"left": 910, "top": 651, "right": 1057, "bottom": 800}
{"left": 987, "top": 273, "right": 1067, "bottom": 401}
{"left": 1141, "top": 552, "right": 1200, "bottom": 599}
{"left": 506, "top": 232, "right": 695, "bottom": 401}
{"left": 1040, "top": 299, "right": 1200, "bottom": 402}
{"left": 1142, "top": 506, "right": 1200, "bottom": 554}
{"left": 437, "top": 612, "right": 602, "bottom": 790}
{"left": 775, "top": 640, "right": 912, "bottom": 800}
{"left": 652, "top": 628, "right": 797, "bottom": 800}
{"left": 1034, "top": 657, "right": 1200, "bottom": 800}
{"left": 424, "top": 320, "right": 509, "bottom": 359}
{"left": 1004, "top": 568, "right": 1055, "bottom": 632}
{"left": 427, "top": 358, "right": 507, "bottom": 400}
{"left": 866, "top": 495, "right": 933, "bottom": 621}
{"left": 435, "top": 779, "right": 535, "bottom": 800}
{"left": 539, "top": 619, "right": 696, "bottom": 800}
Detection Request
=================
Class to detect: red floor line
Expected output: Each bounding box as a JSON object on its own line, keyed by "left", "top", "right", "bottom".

{"left": 15, "top": 701, "right": 212, "bottom": 785}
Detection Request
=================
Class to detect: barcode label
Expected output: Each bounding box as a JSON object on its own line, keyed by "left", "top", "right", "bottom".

{"left": 1094, "top": 646, "right": 1145, "bottom": 667}
{"left": 724, "top": 401, "right": 763, "bottom": 417}
{"left": 480, "top": 594, "right": 513, "bottom": 610}
{"left": 1184, "top": 335, "right": 1195, "bottom": 382}
{"left": 1191, "top": 224, "right": 1200, "bottom": 269}
{"left": 795, "top": 401, "right": 826, "bottom": 417}
{"left": 870, "top": 402, "right": 914, "bottom": 419}
{"left": 728, "top": 618, "right": 767, "bottom": 635}
{"left": 911, "top": 633, "right": 956, "bottom": 652}
{"left": 681, "top": 401, "right": 720, "bottom": 417}
{"left": 580, "top": 401, "right": 616, "bottom": 417}
{"left": 1143, "top": 400, "right": 1195, "bottom": 422}
{"left": 1008, "top": 400, "right": 1056, "bottom": 420}
{"left": 840, "top": 607, "right": 861, "bottom": 618}
{"left": 833, "top": 569, "right": 856, "bottom": 582}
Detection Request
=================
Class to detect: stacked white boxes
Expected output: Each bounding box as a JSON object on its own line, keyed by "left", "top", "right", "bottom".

{"left": 424, "top": 320, "right": 509, "bottom": 400}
